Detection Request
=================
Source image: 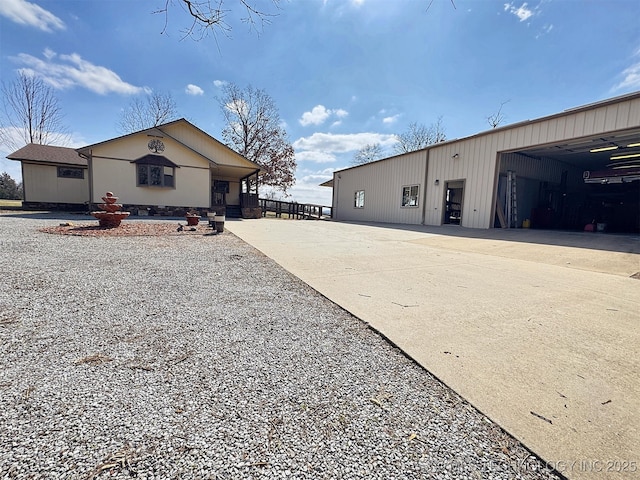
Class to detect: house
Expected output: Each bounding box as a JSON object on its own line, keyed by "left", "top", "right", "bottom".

{"left": 7, "top": 119, "right": 262, "bottom": 218}
{"left": 7, "top": 143, "right": 89, "bottom": 210}
{"left": 328, "top": 92, "right": 640, "bottom": 233}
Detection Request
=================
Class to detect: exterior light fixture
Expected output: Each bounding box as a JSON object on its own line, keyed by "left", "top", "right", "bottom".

{"left": 610, "top": 152, "right": 640, "bottom": 160}
{"left": 589, "top": 145, "right": 618, "bottom": 153}
{"left": 451, "top": 153, "right": 459, "bottom": 159}
{"left": 434, "top": 179, "right": 440, "bottom": 185}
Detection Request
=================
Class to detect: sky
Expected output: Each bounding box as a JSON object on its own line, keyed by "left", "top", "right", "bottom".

{"left": 1, "top": 0, "right": 639, "bottom": 205}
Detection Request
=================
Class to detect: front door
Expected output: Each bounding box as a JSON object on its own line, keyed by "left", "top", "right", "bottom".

{"left": 212, "top": 180, "right": 229, "bottom": 207}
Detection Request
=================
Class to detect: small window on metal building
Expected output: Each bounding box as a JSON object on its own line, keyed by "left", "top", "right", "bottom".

{"left": 402, "top": 185, "right": 419, "bottom": 207}
{"left": 354, "top": 190, "right": 365, "bottom": 208}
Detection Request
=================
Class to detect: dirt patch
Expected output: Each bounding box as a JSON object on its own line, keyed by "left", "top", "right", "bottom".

{"left": 39, "top": 222, "right": 211, "bottom": 237}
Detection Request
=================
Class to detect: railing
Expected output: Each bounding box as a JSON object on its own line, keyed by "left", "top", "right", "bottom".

{"left": 259, "top": 198, "right": 332, "bottom": 220}
{"left": 240, "top": 193, "right": 259, "bottom": 208}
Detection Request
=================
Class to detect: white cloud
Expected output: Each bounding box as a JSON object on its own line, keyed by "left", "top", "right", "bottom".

{"left": 383, "top": 114, "right": 400, "bottom": 124}
{"left": 295, "top": 151, "right": 337, "bottom": 163}
{"left": 293, "top": 132, "right": 397, "bottom": 153}
{"left": 613, "top": 60, "right": 640, "bottom": 92}
{"left": 12, "top": 50, "right": 148, "bottom": 95}
{"left": 299, "top": 105, "right": 349, "bottom": 126}
{"left": 185, "top": 84, "right": 204, "bottom": 95}
{"left": 0, "top": 0, "right": 65, "bottom": 32}
{"left": 504, "top": 2, "right": 534, "bottom": 22}
{"left": 287, "top": 170, "right": 335, "bottom": 205}
{"left": 43, "top": 47, "right": 56, "bottom": 60}
{"left": 299, "top": 105, "right": 332, "bottom": 126}
{"left": 225, "top": 98, "right": 249, "bottom": 117}
{"left": 213, "top": 79, "right": 227, "bottom": 88}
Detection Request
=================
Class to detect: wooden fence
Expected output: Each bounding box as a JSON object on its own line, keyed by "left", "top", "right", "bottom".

{"left": 259, "top": 199, "right": 332, "bottom": 220}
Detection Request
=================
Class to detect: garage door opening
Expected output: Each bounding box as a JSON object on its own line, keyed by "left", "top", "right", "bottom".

{"left": 495, "top": 130, "right": 640, "bottom": 233}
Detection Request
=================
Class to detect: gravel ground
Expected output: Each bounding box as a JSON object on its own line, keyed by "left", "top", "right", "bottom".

{"left": 0, "top": 214, "right": 561, "bottom": 480}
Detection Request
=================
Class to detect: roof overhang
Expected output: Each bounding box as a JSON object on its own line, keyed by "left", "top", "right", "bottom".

{"left": 130, "top": 154, "right": 180, "bottom": 168}
{"left": 7, "top": 144, "right": 86, "bottom": 166}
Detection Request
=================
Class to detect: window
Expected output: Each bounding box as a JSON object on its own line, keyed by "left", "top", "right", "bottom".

{"left": 402, "top": 185, "right": 419, "bottom": 207}
{"left": 354, "top": 190, "right": 365, "bottom": 208}
{"left": 57, "top": 166, "right": 84, "bottom": 179}
{"left": 137, "top": 164, "right": 174, "bottom": 187}
{"left": 132, "top": 155, "right": 178, "bottom": 188}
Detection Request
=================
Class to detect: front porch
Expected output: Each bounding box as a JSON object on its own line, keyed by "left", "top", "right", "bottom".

{"left": 210, "top": 168, "right": 260, "bottom": 218}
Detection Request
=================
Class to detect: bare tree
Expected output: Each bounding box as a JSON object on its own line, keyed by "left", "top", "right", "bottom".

{"left": 156, "top": 0, "right": 282, "bottom": 39}
{"left": 487, "top": 100, "right": 509, "bottom": 129}
{"left": 118, "top": 92, "right": 178, "bottom": 133}
{"left": 219, "top": 83, "right": 296, "bottom": 194}
{"left": 0, "top": 72, "right": 69, "bottom": 151}
{"left": 393, "top": 117, "right": 446, "bottom": 155}
{"left": 352, "top": 143, "right": 383, "bottom": 166}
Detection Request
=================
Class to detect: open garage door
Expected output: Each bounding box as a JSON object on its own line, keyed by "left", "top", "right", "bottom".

{"left": 496, "top": 128, "right": 640, "bottom": 233}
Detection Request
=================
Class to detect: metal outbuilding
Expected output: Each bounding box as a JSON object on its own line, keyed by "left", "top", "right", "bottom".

{"left": 329, "top": 92, "right": 640, "bottom": 233}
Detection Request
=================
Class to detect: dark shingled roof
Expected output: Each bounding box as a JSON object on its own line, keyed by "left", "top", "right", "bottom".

{"left": 131, "top": 154, "right": 180, "bottom": 168}
{"left": 6, "top": 143, "right": 86, "bottom": 167}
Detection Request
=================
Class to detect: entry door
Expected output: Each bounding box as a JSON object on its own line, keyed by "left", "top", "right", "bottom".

{"left": 212, "top": 180, "right": 229, "bottom": 206}
{"left": 443, "top": 180, "right": 465, "bottom": 225}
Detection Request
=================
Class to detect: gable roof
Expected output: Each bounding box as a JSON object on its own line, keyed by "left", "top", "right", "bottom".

{"left": 76, "top": 118, "right": 261, "bottom": 172}
{"left": 7, "top": 143, "right": 86, "bottom": 166}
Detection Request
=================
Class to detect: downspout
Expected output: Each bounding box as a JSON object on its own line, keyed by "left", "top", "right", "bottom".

{"left": 334, "top": 171, "right": 340, "bottom": 221}
{"left": 79, "top": 150, "right": 93, "bottom": 211}
{"left": 20, "top": 161, "right": 27, "bottom": 202}
{"left": 421, "top": 148, "right": 430, "bottom": 225}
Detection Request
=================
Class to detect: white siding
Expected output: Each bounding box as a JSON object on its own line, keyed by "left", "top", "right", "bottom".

{"left": 89, "top": 132, "right": 211, "bottom": 207}
{"left": 334, "top": 151, "right": 427, "bottom": 224}
{"left": 23, "top": 163, "right": 89, "bottom": 204}
{"left": 163, "top": 122, "right": 257, "bottom": 171}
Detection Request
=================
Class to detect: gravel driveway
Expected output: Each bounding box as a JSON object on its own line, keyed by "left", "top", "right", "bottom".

{"left": 0, "top": 215, "right": 561, "bottom": 479}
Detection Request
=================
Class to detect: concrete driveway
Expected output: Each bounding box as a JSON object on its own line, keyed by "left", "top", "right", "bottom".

{"left": 226, "top": 219, "right": 640, "bottom": 480}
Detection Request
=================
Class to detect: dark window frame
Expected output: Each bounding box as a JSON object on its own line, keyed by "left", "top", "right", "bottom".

{"left": 136, "top": 163, "right": 175, "bottom": 188}
{"left": 57, "top": 166, "right": 84, "bottom": 179}
{"left": 354, "top": 190, "right": 365, "bottom": 209}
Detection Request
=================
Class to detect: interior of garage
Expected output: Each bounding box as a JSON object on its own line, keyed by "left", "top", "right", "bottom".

{"left": 495, "top": 129, "right": 640, "bottom": 233}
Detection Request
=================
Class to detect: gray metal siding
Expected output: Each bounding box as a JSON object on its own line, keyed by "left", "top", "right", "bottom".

{"left": 334, "top": 151, "right": 426, "bottom": 224}
{"left": 333, "top": 95, "right": 640, "bottom": 229}
{"left": 424, "top": 96, "right": 640, "bottom": 228}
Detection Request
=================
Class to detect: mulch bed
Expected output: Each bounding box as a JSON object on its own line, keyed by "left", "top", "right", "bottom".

{"left": 39, "top": 222, "right": 215, "bottom": 237}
